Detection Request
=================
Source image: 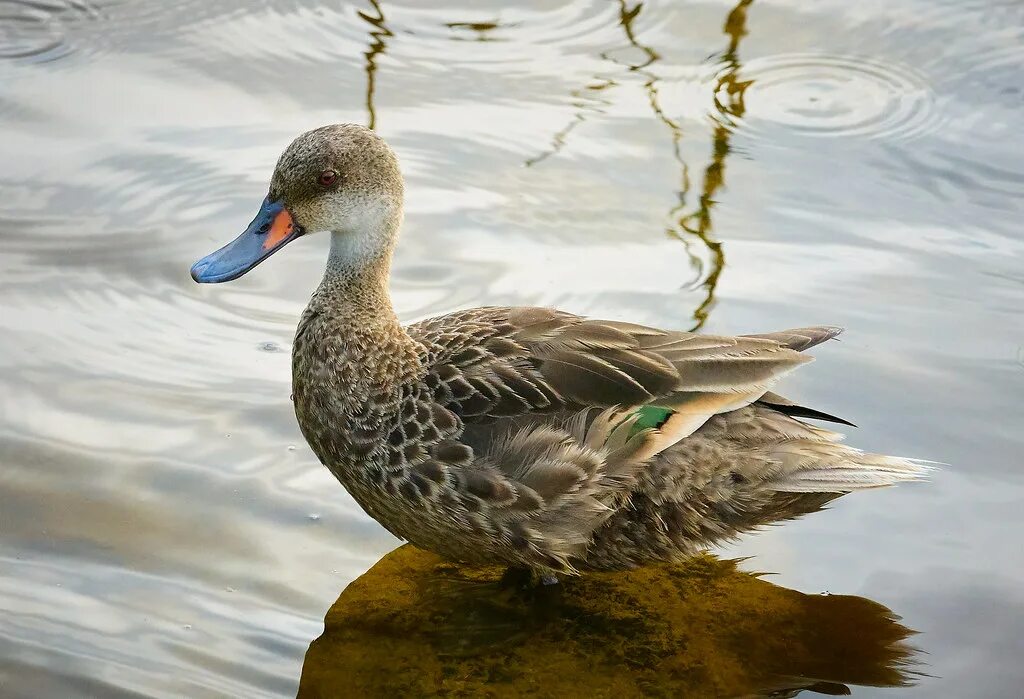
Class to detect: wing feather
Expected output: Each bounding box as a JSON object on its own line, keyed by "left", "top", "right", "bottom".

{"left": 408, "top": 309, "right": 835, "bottom": 435}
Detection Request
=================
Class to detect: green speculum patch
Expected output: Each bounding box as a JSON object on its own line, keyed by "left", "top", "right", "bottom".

{"left": 630, "top": 405, "right": 674, "bottom": 436}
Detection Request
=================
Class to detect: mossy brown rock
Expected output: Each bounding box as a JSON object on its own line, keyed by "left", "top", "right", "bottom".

{"left": 299, "top": 545, "right": 918, "bottom": 698}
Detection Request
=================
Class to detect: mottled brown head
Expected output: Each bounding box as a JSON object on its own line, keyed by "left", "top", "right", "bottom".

{"left": 191, "top": 124, "right": 404, "bottom": 283}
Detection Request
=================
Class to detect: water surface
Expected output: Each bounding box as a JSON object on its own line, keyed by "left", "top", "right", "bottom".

{"left": 1, "top": 1, "right": 1022, "bottom": 696}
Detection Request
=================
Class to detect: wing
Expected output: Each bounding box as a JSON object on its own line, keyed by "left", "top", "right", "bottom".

{"left": 407, "top": 307, "right": 832, "bottom": 448}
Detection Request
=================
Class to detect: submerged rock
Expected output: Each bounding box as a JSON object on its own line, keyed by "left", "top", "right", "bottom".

{"left": 299, "top": 545, "right": 918, "bottom": 697}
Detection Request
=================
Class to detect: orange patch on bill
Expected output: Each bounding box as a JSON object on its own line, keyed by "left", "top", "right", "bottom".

{"left": 263, "top": 209, "right": 295, "bottom": 250}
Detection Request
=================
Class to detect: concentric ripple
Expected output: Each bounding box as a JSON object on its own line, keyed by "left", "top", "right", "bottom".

{"left": 730, "top": 53, "right": 941, "bottom": 140}
{"left": 0, "top": 0, "right": 98, "bottom": 63}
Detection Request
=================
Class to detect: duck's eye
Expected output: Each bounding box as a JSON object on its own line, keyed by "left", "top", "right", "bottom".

{"left": 318, "top": 170, "right": 339, "bottom": 187}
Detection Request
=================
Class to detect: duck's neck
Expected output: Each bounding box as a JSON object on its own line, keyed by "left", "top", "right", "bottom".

{"left": 315, "top": 230, "right": 399, "bottom": 328}
{"left": 298, "top": 220, "right": 421, "bottom": 397}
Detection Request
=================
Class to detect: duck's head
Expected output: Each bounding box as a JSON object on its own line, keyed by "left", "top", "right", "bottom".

{"left": 191, "top": 124, "right": 403, "bottom": 283}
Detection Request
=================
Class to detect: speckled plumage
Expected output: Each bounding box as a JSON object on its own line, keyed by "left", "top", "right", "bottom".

{"left": 209, "top": 124, "right": 928, "bottom": 579}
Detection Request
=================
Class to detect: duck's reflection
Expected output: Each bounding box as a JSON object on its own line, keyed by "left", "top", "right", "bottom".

{"left": 298, "top": 545, "right": 919, "bottom": 697}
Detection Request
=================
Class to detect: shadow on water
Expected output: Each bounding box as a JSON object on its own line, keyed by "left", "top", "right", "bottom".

{"left": 297, "top": 545, "right": 920, "bottom": 697}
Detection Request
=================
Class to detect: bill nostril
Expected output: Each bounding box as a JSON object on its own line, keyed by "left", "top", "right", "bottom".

{"left": 257, "top": 222, "right": 270, "bottom": 234}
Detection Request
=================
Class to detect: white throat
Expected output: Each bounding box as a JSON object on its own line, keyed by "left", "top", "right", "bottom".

{"left": 327, "top": 229, "right": 376, "bottom": 272}
{"left": 323, "top": 206, "right": 401, "bottom": 281}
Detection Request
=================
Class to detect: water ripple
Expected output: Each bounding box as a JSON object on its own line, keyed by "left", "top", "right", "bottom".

{"left": 729, "top": 53, "right": 941, "bottom": 141}
{"left": 0, "top": 0, "right": 99, "bottom": 63}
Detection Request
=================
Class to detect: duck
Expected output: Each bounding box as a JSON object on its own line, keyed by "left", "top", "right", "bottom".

{"left": 191, "top": 124, "right": 927, "bottom": 582}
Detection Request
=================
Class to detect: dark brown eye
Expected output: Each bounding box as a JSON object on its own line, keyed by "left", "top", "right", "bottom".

{"left": 318, "top": 169, "right": 338, "bottom": 187}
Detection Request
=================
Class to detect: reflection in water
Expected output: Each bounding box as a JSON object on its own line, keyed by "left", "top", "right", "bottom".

{"left": 610, "top": 0, "right": 724, "bottom": 330}
{"left": 679, "top": 0, "right": 753, "bottom": 328}
{"left": 524, "top": 1, "right": 756, "bottom": 329}
{"left": 446, "top": 20, "right": 503, "bottom": 42}
{"left": 355, "top": 1, "right": 740, "bottom": 330}
{"left": 298, "top": 545, "right": 919, "bottom": 697}
{"left": 358, "top": 0, "right": 390, "bottom": 130}
{"left": 619, "top": 0, "right": 755, "bottom": 329}
{"left": 523, "top": 79, "right": 617, "bottom": 167}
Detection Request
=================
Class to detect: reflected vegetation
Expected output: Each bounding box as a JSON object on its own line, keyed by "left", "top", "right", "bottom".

{"left": 524, "top": 1, "right": 755, "bottom": 329}
{"left": 357, "top": 1, "right": 747, "bottom": 328}
{"left": 679, "top": 0, "right": 752, "bottom": 328}
{"left": 445, "top": 21, "right": 505, "bottom": 42}
{"left": 358, "top": 0, "right": 390, "bottom": 130}
{"left": 523, "top": 76, "right": 617, "bottom": 169}
{"left": 298, "top": 545, "right": 919, "bottom": 697}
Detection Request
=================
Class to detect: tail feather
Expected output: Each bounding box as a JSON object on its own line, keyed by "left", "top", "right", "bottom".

{"left": 743, "top": 326, "right": 844, "bottom": 352}
{"left": 771, "top": 452, "right": 934, "bottom": 493}
{"left": 763, "top": 438, "right": 933, "bottom": 493}
{"left": 757, "top": 390, "right": 856, "bottom": 427}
